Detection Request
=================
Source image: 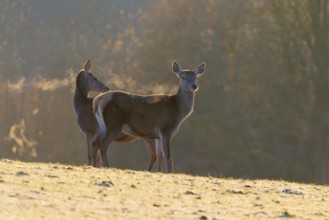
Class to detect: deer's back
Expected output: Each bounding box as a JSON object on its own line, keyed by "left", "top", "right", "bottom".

{"left": 103, "top": 92, "right": 180, "bottom": 138}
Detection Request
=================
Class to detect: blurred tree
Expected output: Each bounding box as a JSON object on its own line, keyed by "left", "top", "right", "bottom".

{"left": 0, "top": 0, "right": 30, "bottom": 157}
{"left": 0, "top": 0, "right": 327, "bottom": 184}
{"left": 269, "top": 0, "right": 329, "bottom": 183}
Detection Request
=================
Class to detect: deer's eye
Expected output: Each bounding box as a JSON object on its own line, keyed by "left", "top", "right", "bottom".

{"left": 94, "top": 77, "right": 97, "bottom": 81}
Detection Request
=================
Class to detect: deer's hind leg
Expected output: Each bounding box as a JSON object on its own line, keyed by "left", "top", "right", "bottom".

{"left": 155, "top": 139, "right": 163, "bottom": 172}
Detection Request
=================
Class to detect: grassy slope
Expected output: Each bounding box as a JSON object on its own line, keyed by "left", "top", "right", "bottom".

{"left": 0, "top": 159, "right": 328, "bottom": 220}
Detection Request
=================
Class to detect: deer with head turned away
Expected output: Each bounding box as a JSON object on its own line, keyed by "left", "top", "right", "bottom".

{"left": 73, "top": 60, "right": 157, "bottom": 170}
{"left": 93, "top": 61, "right": 206, "bottom": 173}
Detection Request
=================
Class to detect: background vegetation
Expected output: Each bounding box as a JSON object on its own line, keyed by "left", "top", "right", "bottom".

{"left": 0, "top": 0, "right": 328, "bottom": 184}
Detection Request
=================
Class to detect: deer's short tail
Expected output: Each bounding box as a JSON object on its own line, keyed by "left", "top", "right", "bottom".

{"left": 93, "top": 92, "right": 113, "bottom": 139}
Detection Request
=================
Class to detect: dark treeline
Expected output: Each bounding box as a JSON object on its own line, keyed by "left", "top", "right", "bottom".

{"left": 0, "top": 0, "right": 328, "bottom": 184}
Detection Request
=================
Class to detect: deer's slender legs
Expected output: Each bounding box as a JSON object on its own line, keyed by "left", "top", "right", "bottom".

{"left": 160, "top": 134, "right": 173, "bottom": 173}
{"left": 169, "top": 153, "right": 174, "bottom": 173}
{"left": 142, "top": 138, "right": 157, "bottom": 171}
{"left": 87, "top": 134, "right": 102, "bottom": 167}
{"left": 99, "top": 126, "right": 123, "bottom": 167}
{"left": 92, "top": 136, "right": 100, "bottom": 167}
{"left": 95, "top": 150, "right": 102, "bottom": 167}
{"left": 155, "top": 139, "right": 163, "bottom": 172}
{"left": 86, "top": 135, "right": 93, "bottom": 166}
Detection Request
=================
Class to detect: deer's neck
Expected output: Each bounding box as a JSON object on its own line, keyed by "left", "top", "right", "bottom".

{"left": 74, "top": 77, "right": 90, "bottom": 114}
{"left": 176, "top": 86, "right": 195, "bottom": 119}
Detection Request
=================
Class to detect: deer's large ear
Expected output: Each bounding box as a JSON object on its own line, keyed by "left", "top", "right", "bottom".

{"left": 172, "top": 60, "right": 182, "bottom": 77}
{"left": 84, "top": 59, "right": 91, "bottom": 73}
{"left": 195, "top": 62, "right": 206, "bottom": 76}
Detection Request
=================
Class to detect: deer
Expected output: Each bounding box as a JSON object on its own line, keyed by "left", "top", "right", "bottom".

{"left": 73, "top": 60, "right": 157, "bottom": 170}
{"left": 92, "top": 61, "right": 206, "bottom": 173}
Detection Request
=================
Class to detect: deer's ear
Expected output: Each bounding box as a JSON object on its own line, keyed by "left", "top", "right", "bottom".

{"left": 172, "top": 60, "right": 182, "bottom": 76}
{"left": 195, "top": 62, "right": 206, "bottom": 76}
{"left": 84, "top": 60, "right": 91, "bottom": 73}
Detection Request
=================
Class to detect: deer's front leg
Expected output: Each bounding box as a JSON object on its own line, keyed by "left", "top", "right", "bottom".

{"left": 160, "top": 134, "right": 173, "bottom": 173}
{"left": 143, "top": 138, "right": 157, "bottom": 171}
{"left": 95, "top": 150, "right": 102, "bottom": 168}
{"left": 91, "top": 136, "right": 100, "bottom": 167}
{"left": 86, "top": 135, "right": 93, "bottom": 166}
{"left": 88, "top": 134, "right": 102, "bottom": 167}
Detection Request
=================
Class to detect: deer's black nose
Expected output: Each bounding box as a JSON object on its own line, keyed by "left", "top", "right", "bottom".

{"left": 104, "top": 86, "right": 110, "bottom": 91}
{"left": 192, "top": 84, "right": 197, "bottom": 90}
